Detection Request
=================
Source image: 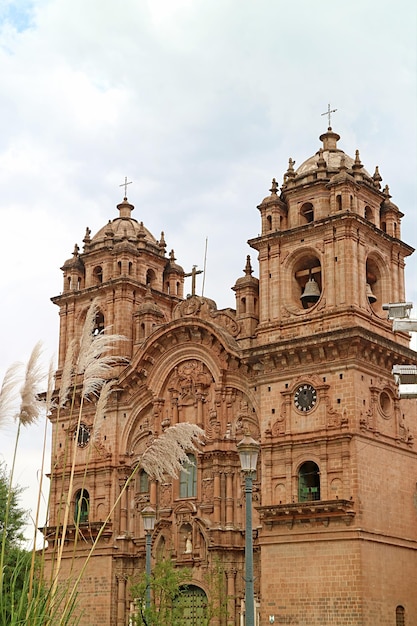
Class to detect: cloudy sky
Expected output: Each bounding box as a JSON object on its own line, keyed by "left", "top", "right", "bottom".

{"left": 1, "top": 0, "right": 416, "bottom": 542}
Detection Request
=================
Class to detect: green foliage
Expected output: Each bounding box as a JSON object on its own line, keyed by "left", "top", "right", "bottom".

{"left": 130, "top": 558, "right": 191, "bottom": 626}
{"left": 0, "top": 464, "right": 79, "bottom": 626}
{"left": 201, "top": 557, "right": 229, "bottom": 626}
{"left": 0, "top": 462, "right": 27, "bottom": 548}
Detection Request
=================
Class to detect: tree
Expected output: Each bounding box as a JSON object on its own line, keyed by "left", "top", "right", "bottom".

{"left": 0, "top": 462, "right": 29, "bottom": 620}
{"left": 130, "top": 558, "right": 191, "bottom": 626}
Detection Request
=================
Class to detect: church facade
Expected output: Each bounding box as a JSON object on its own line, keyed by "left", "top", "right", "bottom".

{"left": 45, "top": 128, "right": 417, "bottom": 625}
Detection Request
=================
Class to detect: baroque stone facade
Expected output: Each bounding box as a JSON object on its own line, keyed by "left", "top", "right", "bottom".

{"left": 45, "top": 128, "right": 417, "bottom": 625}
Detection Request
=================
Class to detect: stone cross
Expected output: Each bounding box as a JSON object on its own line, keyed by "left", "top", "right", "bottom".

{"left": 184, "top": 265, "right": 203, "bottom": 296}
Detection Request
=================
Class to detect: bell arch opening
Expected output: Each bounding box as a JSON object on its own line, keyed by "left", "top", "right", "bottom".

{"left": 292, "top": 253, "right": 322, "bottom": 310}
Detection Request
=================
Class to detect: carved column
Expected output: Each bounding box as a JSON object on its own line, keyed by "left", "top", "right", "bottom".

{"left": 119, "top": 478, "right": 127, "bottom": 535}
{"left": 213, "top": 471, "right": 221, "bottom": 524}
{"left": 225, "top": 470, "right": 234, "bottom": 528}
{"left": 171, "top": 395, "right": 179, "bottom": 425}
{"left": 226, "top": 569, "right": 237, "bottom": 626}
{"left": 116, "top": 574, "right": 127, "bottom": 626}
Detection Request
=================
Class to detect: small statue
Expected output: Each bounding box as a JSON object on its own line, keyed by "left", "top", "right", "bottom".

{"left": 185, "top": 532, "right": 192, "bottom": 554}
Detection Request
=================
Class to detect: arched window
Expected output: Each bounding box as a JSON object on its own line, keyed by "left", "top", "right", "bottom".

{"left": 267, "top": 215, "right": 272, "bottom": 231}
{"left": 146, "top": 269, "right": 156, "bottom": 287}
{"left": 74, "top": 489, "right": 89, "bottom": 523}
{"left": 300, "top": 203, "right": 314, "bottom": 223}
{"left": 364, "top": 205, "right": 373, "bottom": 221}
{"left": 93, "top": 311, "right": 105, "bottom": 336}
{"left": 137, "top": 469, "right": 149, "bottom": 493}
{"left": 396, "top": 605, "right": 405, "bottom": 626}
{"left": 180, "top": 454, "right": 197, "bottom": 498}
{"left": 298, "top": 461, "right": 320, "bottom": 502}
{"left": 241, "top": 297, "right": 246, "bottom": 314}
{"left": 93, "top": 266, "right": 103, "bottom": 284}
{"left": 336, "top": 195, "right": 342, "bottom": 211}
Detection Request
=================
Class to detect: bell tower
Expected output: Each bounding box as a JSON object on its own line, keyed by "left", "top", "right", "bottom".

{"left": 251, "top": 127, "right": 411, "bottom": 346}
{"left": 249, "top": 127, "right": 417, "bottom": 624}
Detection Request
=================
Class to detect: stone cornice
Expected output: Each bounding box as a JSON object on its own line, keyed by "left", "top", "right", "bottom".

{"left": 258, "top": 499, "right": 355, "bottom": 528}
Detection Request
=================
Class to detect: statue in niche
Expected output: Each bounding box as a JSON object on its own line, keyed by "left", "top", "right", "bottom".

{"left": 185, "top": 532, "right": 193, "bottom": 554}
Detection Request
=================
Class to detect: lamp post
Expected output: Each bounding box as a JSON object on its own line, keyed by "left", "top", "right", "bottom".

{"left": 237, "top": 433, "right": 260, "bottom": 626}
{"left": 141, "top": 505, "right": 156, "bottom": 612}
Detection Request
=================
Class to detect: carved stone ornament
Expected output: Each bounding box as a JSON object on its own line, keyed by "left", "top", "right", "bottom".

{"left": 173, "top": 295, "right": 240, "bottom": 337}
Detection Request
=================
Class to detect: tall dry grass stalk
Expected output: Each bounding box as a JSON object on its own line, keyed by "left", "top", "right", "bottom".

{"left": 27, "top": 358, "right": 56, "bottom": 608}
{"left": 0, "top": 342, "right": 45, "bottom": 588}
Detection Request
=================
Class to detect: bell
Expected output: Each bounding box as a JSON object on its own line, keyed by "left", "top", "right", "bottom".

{"left": 366, "top": 283, "right": 377, "bottom": 303}
{"left": 300, "top": 277, "right": 321, "bottom": 305}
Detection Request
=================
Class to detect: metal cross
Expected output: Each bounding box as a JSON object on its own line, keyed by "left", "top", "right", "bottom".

{"left": 321, "top": 103, "right": 337, "bottom": 128}
{"left": 119, "top": 176, "right": 132, "bottom": 198}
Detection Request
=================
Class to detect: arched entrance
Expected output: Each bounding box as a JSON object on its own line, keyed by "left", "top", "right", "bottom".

{"left": 175, "top": 585, "right": 208, "bottom": 625}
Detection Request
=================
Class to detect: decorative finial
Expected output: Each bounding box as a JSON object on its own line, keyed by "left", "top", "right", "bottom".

{"left": 321, "top": 103, "right": 337, "bottom": 129}
{"left": 83, "top": 227, "right": 91, "bottom": 244}
{"left": 119, "top": 176, "right": 132, "bottom": 199}
{"left": 352, "top": 149, "right": 363, "bottom": 170}
{"left": 244, "top": 255, "right": 253, "bottom": 276}
{"left": 159, "top": 231, "right": 166, "bottom": 249}
{"left": 372, "top": 166, "right": 382, "bottom": 189}
{"left": 269, "top": 178, "right": 278, "bottom": 195}
{"left": 169, "top": 249, "right": 176, "bottom": 261}
{"left": 317, "top": 148, "right": 326, "bottom": 170}
{"left": 72, "top": 243, "right": 79, "bottom": 257}
{"left": 383, "top": 184, "right": 391, "bottom": 198}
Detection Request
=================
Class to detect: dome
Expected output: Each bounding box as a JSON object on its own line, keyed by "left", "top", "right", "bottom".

{"left": 165, "top": 250, "right": 184, "bottom": 275}
{"left": 89, "top": 198, "right": 157, "bottom": 248}
{"left": 295, "top": 129, "right": 371, "bottom": 179}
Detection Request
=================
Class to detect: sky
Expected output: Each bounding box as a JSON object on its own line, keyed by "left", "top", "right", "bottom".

{"left": 0, "top": 0, "right": 416, "bottom": 543}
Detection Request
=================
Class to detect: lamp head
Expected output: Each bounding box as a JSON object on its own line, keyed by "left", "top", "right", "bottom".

{"left": 141, "top": 505, "right": 156, "bottom": 532}
{"left": 237, "top": 432, "right": 260, "bottom": 473}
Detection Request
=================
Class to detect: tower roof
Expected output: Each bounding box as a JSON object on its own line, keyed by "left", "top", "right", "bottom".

{"left": 89, "top": 197, "right": 158, "bottom": 247}
{"left": 294, "top": 128, "right": 371, "bottom": 179}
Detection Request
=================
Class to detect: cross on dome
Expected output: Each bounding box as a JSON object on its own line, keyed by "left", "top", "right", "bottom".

{"left": 119, "top": 176, "right": 132, "bottom": 199}
{"left": 321, "top": 103, "right": 337, "bottom": 129}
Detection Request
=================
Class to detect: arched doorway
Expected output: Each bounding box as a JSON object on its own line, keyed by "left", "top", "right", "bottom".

{"left": 175, "top": 585, "right": 208, "bottom": 625}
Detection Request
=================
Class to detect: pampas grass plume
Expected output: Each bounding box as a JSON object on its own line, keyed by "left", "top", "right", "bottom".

{"left": 141, "top": 423, "right": 205, "bottom": 482}
{"left": 18, "top": 341, "right": 45, "bottom": 426}
{"left": 0, "top": 361, "right": 22, "bottom": 429}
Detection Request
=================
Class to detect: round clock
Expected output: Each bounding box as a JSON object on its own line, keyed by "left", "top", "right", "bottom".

{"left": 75, "top": 423, "right": 91, "bottom": 447}
{"left": 294, "top": 384, "right": 317, "bottom": 412}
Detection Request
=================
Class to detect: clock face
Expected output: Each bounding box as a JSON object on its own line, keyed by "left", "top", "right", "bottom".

{"left": 75, "top": 423, "right": 91, "bottom": 447}
{"left": 294, "top": 384, "right": 317, "bottom": 412}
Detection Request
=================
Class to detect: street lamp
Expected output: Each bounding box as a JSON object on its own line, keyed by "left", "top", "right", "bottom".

{"left": 141, "top": 505, "right": 156, "bottom": 612}
{"left": 237, "top": 432, "right": 260, "bottom": 626}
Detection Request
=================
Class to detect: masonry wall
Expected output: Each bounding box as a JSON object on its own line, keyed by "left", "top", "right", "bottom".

{"left": 260, "top": 539, "right": 363, "bottom": 625}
